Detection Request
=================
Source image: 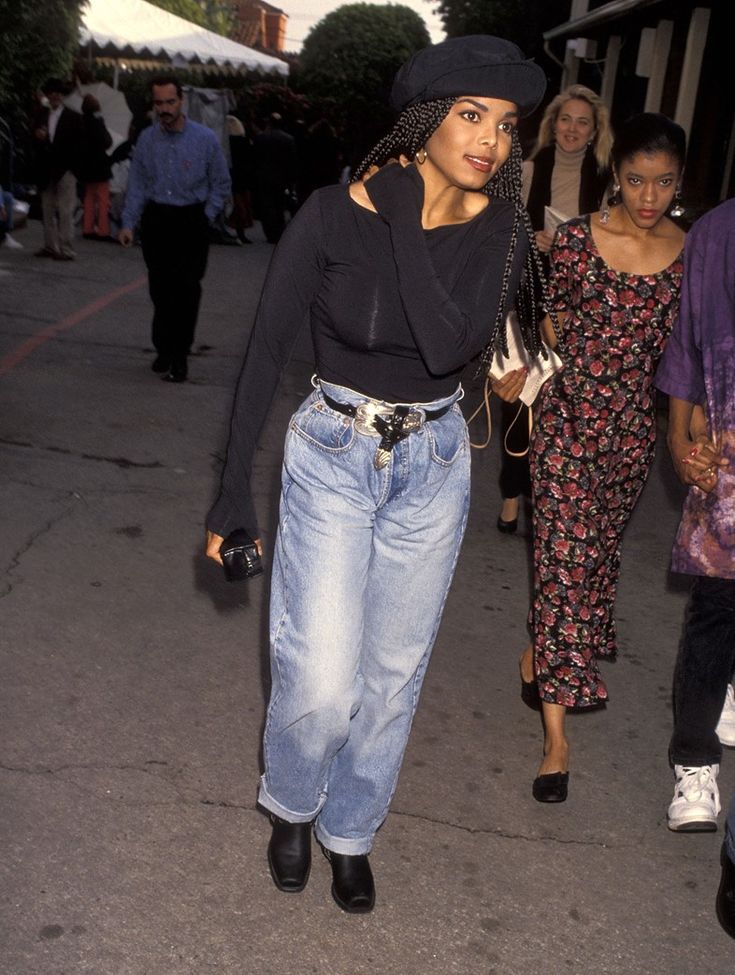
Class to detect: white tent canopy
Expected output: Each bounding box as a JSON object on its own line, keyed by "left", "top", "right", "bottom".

{"left": 80, "top": 0, "right": 288, "bottom": 77}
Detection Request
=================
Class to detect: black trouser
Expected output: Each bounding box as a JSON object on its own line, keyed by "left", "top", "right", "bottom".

{"left": 256, "top": 183, "right": 286, "bottom": 244}
{"left": 141, "top": 202, "right": 209, "bottom": 365}
{"left": 670, "top": 576, "right": 735, "bottom": 767}
{"left": 499, "top": 399, "right": 531, "bottom": 499}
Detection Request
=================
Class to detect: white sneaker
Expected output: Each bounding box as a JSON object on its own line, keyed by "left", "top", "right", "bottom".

{"left": 716, "top": 684, "right": 735, "bottom": 747}
{"left": 1, "top": 233, "right": 23, "bottom": 249}
{"left": 668, "top": 764, "right": 721, "bottom": 832}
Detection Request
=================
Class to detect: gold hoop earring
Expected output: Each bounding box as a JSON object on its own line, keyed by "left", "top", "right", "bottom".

{"left": 416, "top": 148, "right": 427, "bottom": 165}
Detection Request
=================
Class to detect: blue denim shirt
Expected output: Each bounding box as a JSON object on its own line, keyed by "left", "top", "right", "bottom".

{"left": 122, "top": 118, "right": 231, "bottom": 228}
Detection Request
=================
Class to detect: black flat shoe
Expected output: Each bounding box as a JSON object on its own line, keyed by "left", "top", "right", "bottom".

{"left": 716, "top": 843, "right": 735, "bottom": 939}
{"left": 267, "top": 817, "right": 312, "bottom": 892}
{"left": 521, "top": 677, "right": 541, "bottom": 712}
{"left": 497, "top": 514, "right": 518, "bottom": 534}
{"left": 532, "top": 771, "right": 569, "bottom": 803}
{"left": 151, "top": 355, "right": 171, "bottom": 373}
{"left": 163, "top": 363, "right": 188, "bottom": 383}
{"left": 327, "top": 852, "right": 375, "bottom": 914}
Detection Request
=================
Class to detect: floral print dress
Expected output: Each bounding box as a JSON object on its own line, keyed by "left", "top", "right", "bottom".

{"left": 530, "top": 217, "right": 684, "bottom": 708}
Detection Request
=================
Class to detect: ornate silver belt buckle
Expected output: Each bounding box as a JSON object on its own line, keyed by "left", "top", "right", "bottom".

{"left": 354, "top": 402, "right": 390, "bottom": 437}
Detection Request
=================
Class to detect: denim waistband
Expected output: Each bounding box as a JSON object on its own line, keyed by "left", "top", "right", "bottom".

{"left": 314, "top": 376, "right": 464, "bottom": 414}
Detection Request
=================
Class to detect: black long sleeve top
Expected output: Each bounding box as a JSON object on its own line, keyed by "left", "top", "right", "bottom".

{"left": 208, "top": 163, "right": 527, "bottom": 539}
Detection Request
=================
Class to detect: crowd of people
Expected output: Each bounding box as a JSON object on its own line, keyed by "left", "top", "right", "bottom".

{"left": 3, "top": 38, "right": 733, "bottom": 935}
{"left": 201, "top": 34, "right": 735, "bottom": 934}
{"left": 5, "top": 76, "right": 345, "bottom": 381}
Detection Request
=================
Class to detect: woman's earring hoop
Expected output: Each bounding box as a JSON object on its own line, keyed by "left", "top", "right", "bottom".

{"left": 416, "top": 148, "right": 427, "bottom": 165}
{"left": 670, "top": 187, "right": 685, "bottom": 218}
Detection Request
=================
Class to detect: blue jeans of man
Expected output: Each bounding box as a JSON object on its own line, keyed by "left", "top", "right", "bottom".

{"left": 258, "top": 380, "right": 471, "bottom": 855}
{"left": 727, "top": 793, "right": 735, "bottom": 864}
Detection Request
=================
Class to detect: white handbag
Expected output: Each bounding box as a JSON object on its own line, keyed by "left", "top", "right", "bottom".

{"left": 489, "top": 311, "right": 563, "bottom": 406}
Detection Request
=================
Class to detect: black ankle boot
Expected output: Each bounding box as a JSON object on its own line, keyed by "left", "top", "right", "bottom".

{"left": 267, "top": 817, "right": 312, "bottom": 892}
{"left": 327, "top": 851, "right": 375, "bottom": 913}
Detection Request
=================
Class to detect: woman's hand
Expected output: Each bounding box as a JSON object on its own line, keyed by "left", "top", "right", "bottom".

{"left": 490, "top": 368, "right": 528, "bottom": 402}
{"left": 670, "top": 433, "right": 728, "bottom": 492}
{"left": 361, "top": 155, "right": 411, "bottom": 181}
{"left": 205, "top": 530, "right": 264, "bottom": 564}
{"left": 535, "top": 229, "right": 554, "bottom": 253}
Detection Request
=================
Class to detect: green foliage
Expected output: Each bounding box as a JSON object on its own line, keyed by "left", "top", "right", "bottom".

{"left": 236, "top": 83, "right": 311, "bottom": 129}
{"left": 434, "top": 0, "right": 569, "bottom": 60}
{"left": 146, "top": 0, "right": 206, "bottom": 26}
{"left": 146, "top": 0, "right": 235, "bottom": 35}
{"left": 0, "top": 0, "right": 87, "bottom": 124}
{"left": 295, "top": 3, "right": 429, "bottom": 156}
{"left": 201, "top": 0, "right": 236, "bottom": 36}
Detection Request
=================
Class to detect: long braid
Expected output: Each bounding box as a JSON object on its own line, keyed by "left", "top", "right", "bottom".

{"left": 353, "top": 99, "right": 558, "bottom": 370}
{"left": 477, "top": 133, "right": 560, "bottom": 373}
{"left": 352, "top": 98, "right": 456, "bottom": 179}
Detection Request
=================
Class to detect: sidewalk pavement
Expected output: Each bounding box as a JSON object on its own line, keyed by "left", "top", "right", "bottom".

{"left": 1, "top": 218, "right": 733, "bottom": 974}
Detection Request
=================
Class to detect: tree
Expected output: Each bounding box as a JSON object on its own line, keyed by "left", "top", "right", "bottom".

{"left": 434, "top": 0, "right": 569, "bottom": 63}
{"left": 294, "top": 3, "right": 430, "bottom": 161}
{"left": 201, "top": 0, "right": 235, "bottom": 36}
{"left": 148, "top": 0, "right": 206, "bottom": 25}
{"left": 147, "top": 0, "right": 235, "bottom": 36}
{"left": 0, "top": 0, "right": 87, "bottom": 124}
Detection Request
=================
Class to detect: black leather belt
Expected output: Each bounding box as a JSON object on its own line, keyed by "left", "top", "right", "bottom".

{"left": 320, "top": 390, "right": 453, "bottom": 469}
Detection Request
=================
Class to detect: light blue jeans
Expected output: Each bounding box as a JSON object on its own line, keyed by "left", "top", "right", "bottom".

{"left": 258, "top": 380, "right": 471, "bottom": 855}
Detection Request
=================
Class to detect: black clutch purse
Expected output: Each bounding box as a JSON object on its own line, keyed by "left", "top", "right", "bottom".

{"left": 220, "top": 529, "right": 263, "bottom": 582}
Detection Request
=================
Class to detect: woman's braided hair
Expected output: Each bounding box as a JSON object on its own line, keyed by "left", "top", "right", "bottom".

{"left": 353, "top": 98, "right": 560, "bottom": 371}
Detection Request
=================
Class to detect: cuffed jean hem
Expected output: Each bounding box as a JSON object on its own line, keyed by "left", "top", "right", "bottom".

{"left": 257, "top": 775, "right": 323, "bottom": 824}
{"left": 314, "top": 821, "right": 372, "bottom": 857}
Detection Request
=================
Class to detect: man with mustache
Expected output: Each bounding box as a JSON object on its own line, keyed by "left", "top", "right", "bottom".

{"left": 120, "top": 77, "right": 230, "bottom": 383}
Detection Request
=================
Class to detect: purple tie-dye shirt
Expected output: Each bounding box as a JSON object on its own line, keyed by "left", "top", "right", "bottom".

{"left": 655, "top": 198, "right": 735, "bottom": 578}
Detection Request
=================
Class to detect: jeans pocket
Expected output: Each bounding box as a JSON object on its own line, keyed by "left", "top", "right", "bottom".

{"left": 291, "top": 401, "right": 356, "bottom": 454}
{"left": 425, "top": 405, "right": 467, "bottom": 466}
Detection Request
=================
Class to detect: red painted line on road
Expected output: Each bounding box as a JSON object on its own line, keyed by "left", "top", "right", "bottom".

{"left": 0, "top": 274, "right": 148, "bottom": 377}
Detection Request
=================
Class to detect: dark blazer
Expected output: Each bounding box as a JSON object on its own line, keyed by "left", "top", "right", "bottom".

{"left": 32, "top": 106, "right": 83, "bottom": 189}
{"left": 78, "top": 114, "right": 113, "bottom": 183}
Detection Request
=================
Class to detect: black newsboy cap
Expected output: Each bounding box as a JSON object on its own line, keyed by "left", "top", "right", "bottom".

{"left": 390, "top": 35, "right": 547, "bottom": 117}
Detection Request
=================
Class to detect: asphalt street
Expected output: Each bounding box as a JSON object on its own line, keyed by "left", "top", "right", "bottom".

{"left": 1, "top": 217, "right": 734, "bottom": 974}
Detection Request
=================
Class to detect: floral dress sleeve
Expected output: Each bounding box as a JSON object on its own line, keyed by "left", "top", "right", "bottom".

{"left": 546, "top": 219, "right": 586, "bottom": 314}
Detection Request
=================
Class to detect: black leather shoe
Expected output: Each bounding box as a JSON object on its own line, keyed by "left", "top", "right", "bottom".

{"left": 497, "top": 514, "right": 518, "bottom": 534}
{"left": 151, "top": 355, "right": 171, "bottom": 373}
{"left": 532, "top": 771, "right": 569, "bottom": 803}
{"left": 716, "top": 843, "right": 735, "bottom": 939}
{"left": 328, "top": 852, "right": 375, "bottom": 913}
{"left": 163, "top": 362, "right": 188, "bottom": 383}
{"left": 267, "top": 817, "right": 312, "bottom": 892}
